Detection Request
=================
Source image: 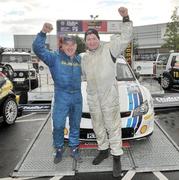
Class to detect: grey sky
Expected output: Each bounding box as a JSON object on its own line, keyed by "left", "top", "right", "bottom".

{"left": 0, "top": 0, "right": 178, "bottom": 47}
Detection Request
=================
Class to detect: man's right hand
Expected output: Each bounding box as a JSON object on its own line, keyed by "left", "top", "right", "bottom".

{"left": 42, "top": 23, "right": 53, "bottom": 33}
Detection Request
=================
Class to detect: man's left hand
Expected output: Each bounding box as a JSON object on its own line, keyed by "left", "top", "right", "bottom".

{"left": 118, "top": 7, "right": 128, "bottom": 17}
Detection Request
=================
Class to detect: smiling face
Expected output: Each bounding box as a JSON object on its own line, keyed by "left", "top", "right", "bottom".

{"left": 62, "top": 41, "right": 77, "bottom": 57}
{"left": 85, "top": 33, "right": 100, "bottom": 51}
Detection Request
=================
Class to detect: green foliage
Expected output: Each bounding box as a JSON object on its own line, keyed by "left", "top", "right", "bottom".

{"left": 74, "top": 35, "right": 86, "bottom": 54}
{"left": 161, "top": 7, "right": 179, "bottom": 51}
{"left": 0, "top": 47, "right": 5, "bottom": 55}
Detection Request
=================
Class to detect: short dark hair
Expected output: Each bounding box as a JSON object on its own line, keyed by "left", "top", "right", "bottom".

{"left": 63, "top": 35, "right": 76, "bottom": 44}
{"left": 84, "top": 28, "right": 100, "bottom": 41}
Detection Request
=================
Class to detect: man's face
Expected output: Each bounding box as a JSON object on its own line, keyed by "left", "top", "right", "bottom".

{"left": 85, "top": 34, "right": 100, "bottom": 51}
{"left": 62, "top": 41, "right": 77, "bottom": 57}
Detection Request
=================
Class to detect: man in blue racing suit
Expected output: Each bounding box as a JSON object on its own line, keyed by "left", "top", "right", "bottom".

{"left": 33, "top": 23, "right": 82, "bottom": 164}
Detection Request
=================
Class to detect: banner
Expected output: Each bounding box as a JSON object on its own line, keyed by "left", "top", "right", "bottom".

{"left": 56, "top": 19, "right": 124, "bottom": 34}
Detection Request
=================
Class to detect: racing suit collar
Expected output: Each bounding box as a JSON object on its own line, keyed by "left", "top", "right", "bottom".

{"left": 88, "top": 43, "right": 101, "bottom": 53}
{"left": 60, "top": 50, "right": 81, "bottom": 64}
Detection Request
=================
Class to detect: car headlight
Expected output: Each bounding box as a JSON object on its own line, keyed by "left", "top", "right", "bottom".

{"left": 28, "top": 71, "right": 32, "bottom": 76}
{"left": 29, "top": 71, "right": 35, "bottom": 77}
{"left": 14, "top": 72, "right": 17, "bottom": 77}
{"left": 132, "top": 100, "right": 149, "bottom": 117}
{"left": 39, "top": 66, "right": 44, "bottom": 71}
{"left": 19, "top": 72, "right": 24, "bottom": 77}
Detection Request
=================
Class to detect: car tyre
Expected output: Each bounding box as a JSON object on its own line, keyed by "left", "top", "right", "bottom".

{"left": 31, "top": 78, "right": 39, "bottom": 90}
{"left": 161, "top": 74, "right": 172, "bottom": 90}
{"left": 19, "top": 91, "right": 28, "bottom": 104}
{"left": 3, "top": 97, "right": 18, "bottom": 125}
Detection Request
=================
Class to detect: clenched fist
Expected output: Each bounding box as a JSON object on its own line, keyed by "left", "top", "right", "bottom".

{"left": 42, "top": 23, "right": 53, "bottom": 33}
{"left": 118, "top": 7, "right": 128, "bottom": 17}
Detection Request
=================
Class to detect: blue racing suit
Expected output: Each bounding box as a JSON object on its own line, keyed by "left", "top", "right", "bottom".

{"left": 33, "top": 32, "right": 82, "bottom": 149}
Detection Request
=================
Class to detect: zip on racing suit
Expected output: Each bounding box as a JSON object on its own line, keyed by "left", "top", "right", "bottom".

{"left": 82, "top": 21, "right": 133, "bottom": 156}
{"left": 33, "top": 32, "right": 82, "bottom": 149}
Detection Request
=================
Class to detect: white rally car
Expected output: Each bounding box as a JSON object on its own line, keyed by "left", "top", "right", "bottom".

{"left": 64, "top": 56, "right": 155, "bottom": 140}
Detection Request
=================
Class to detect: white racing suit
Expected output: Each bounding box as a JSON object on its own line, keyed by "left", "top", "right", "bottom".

{"left": 82, "top": 21, "right": 133, "bottom": 156}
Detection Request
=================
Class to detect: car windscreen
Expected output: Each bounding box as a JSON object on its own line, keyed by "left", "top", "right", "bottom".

{"left": 157, "top": 54, "right": 170, "bottom": 65}
{"left": 116, "top": 63, "right": 135, "bottom": 81}
{"left": 1, "top": 55, "right": 30, "bottom": 63}
{"left": 0, "top": 73, "right": 6, "bottom": 87}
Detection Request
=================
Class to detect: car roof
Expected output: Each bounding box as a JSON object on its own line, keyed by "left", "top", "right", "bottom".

{"left": 2, "top": 52, "right": 30, "bottom": 55}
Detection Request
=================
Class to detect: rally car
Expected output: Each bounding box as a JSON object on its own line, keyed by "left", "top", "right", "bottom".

{"left": 0, "top": 64, "right": 19, "bottom": 125}
{"left": 64, "top": 56, "right": 155, "bottom": 140}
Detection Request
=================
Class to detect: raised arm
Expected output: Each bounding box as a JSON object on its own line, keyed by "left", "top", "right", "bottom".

{"left": 32, "top": 23, "right": 56, "bottom": 67}
{"left": 109, "top": 7, "right": 133, "bottom": 58}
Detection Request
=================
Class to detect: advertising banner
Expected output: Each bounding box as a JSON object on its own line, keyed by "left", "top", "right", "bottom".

{"left": 56, "top": 19, "right": 124, "bottom": 34}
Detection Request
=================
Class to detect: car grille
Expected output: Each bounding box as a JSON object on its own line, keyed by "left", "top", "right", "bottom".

{"left": 121, "top": 111, "right": 131, "bottom": 118}
{"left": 80, "top": 127, "right": 135, "bottom": 140}
{"left": 82, "top": 112, "right": 91, "bottom": 118}
{"left": 14, "top": 71, "right": 28, "bottom": 78}
{"left": 14, "top": 70, "right": 35, "bottom": 78}
{"left": 82, "top": 111, "right": 131, "bottom": 119}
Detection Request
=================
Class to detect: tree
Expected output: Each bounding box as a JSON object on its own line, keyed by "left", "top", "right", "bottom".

{"left": 74, "top": 35, "right": 86, "bottom": 54}
{"left": 161, "top": 7, "right": 179, "bottom": 52}
{"left": 0, "top": 46, "right": 5, "bottom": 55}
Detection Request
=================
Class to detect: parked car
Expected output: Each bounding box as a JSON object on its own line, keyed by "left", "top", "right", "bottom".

{"left": 0, "top": 64, "right": 19, "bottom": 125}
{"left": 1, "top": 52, "right": 38, "bottom": 91}
{"left": 153, "top": 52, "right": 179, "bottom": 90}
{"left": 64, "top": 56, "right": 155, "bottom": 140}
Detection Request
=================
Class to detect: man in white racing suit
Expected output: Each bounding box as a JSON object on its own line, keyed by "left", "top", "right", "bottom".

{"left": 81, "top": 7, "right": 133, "bottom": 177}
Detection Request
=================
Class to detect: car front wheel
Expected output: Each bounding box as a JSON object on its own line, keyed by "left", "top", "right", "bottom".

{"left": 3, "top": 97, "right": 18, "bottom": 125}
{"left": 161, "top": 75, "right": 172, "bottom": 90}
